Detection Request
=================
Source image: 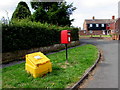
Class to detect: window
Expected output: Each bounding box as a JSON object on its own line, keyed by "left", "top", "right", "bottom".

{"left": 96, "top": 24, "right": 99, "bottom": 27}
{"left": 89, "top": 30, "right": 93, "bottom": 33}
{"left": 90, "top": 24, "right": 93, "bottom": 27}
{"left": 102, "top": 24, "right": 104, "bottom": 27}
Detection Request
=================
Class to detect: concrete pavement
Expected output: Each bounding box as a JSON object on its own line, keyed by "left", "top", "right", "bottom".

{"left": 80, "top": 39, "right": 118, "bottom": 88}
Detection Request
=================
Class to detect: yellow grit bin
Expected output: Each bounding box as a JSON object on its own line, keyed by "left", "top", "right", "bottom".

{"left": 25, "top": 52, "right": 52, "bottom": 78}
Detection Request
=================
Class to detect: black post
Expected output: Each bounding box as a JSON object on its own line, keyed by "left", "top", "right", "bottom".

{"left": 65, "top": 44, "right": 68, "bottom": 63}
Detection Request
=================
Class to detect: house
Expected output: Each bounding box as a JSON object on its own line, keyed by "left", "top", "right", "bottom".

{"left": 115, "top": 18, "right": 120, "bottom": 34}
{"left": 111, "top": 18, "right": 120, "bottom": 40}
{"left": 80, "top": 16, "right": 116, "bottom": 35}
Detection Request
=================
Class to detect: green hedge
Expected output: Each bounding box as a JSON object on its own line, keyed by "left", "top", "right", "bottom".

{"left": 2, "top": 19, "right": 79, "bottom": 53}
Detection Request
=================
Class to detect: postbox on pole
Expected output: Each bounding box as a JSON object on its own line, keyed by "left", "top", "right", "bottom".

{"left": 61, "top": 30, "right": 71, "bottom": 63}
{"left": 61, "top": 30, "right": 71, "bottom": 44}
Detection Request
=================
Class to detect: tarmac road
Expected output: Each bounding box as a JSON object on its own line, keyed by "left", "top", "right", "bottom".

{"left": 80, "top": 39, "right": 118, "bottom": 88}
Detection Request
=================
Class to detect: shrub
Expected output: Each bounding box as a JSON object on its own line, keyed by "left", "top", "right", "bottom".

{"left": 2, "top": 19, "right": 79, "bottom": 52}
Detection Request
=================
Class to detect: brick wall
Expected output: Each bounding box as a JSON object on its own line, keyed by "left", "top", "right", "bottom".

{"left": 79, "top": 30, "right": 86, "bottom": 35}
{"left": 114, "top": 18, "right": 120, "bottom": 40}
{"left": 83, "top": 22, "right": 87, "bottom": 30}
{"left": 2, "top": 41, "right": 80, "bottom": 64}
{"left": 116, "top": 18, "right": 120, "bottom": 33}
{"left": 92, "top": 30, "right": 103, "bottom": 35}
{"left": 79, "top": 30, "right": 104, "bottom": 35}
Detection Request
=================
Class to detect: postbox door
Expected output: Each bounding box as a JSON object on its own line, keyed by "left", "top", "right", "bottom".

{"left": 61, "top": 30, "right": 71, "bottom": 44}
{"left": 67, "top": 32, "right": 71, "bottom": 43}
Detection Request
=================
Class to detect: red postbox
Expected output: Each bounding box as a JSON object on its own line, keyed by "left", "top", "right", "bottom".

{"left": 61, "top": 30, "right": 71, "bottom": 44}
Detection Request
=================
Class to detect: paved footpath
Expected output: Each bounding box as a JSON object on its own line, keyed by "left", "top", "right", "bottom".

{"left": 80, "top": 39, "right": 118, "bottom": 88}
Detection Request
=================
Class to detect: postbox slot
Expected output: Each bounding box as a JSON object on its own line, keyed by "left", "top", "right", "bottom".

{"left": 68, "top": 32, "right": 70, "bottom": 35}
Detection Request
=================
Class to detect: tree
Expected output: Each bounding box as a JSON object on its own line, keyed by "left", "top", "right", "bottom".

{"left": 31, "top": 2, "right": 59, "bottom": 11}
{"left": 30, "top": 1, "right": 76, "bottom": 26}
{"left": 32, "top": 7, "right": 48, "bottom": 23}
{"left": 54, "top": 2, "right": 75, "bottom": 26}
{"left": 12, "top": 1, "right": 31, "bottom": 20}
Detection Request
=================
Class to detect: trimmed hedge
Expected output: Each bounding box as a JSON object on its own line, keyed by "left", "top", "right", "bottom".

{"left": 2, "top": 19, "right": 79, "bottom": 53}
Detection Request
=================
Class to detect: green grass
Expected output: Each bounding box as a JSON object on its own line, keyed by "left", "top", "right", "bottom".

{"left": 101, "top": 35, "right": 112, "bottom": 37}
{"left": 79, "top": 35, "right": 91, "bottom": 37}
{"left": 92, "top": 35, "right": 100, "bottom": 37}
{"left": 2, "top": 44, "right": 98, "bottom": 88}
{"left": 79, "top": 35, "right": 111, "bottom": 37}
{"left": 0, "top": 68, "right": 2, "bottom": 89}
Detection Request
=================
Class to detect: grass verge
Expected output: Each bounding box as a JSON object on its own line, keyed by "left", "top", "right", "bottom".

{"left": 79, "top": 35, "right": 111, "bottom": 37}
{"left": 101, "top": 35, "right": 112, "bottom": 37}
{"left": 2, "top": 44, "right": 98, "bottom": 88}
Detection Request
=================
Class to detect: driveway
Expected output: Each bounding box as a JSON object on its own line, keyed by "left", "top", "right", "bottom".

{"left": 80, "top": 39, "right": 118, "bottom": 88}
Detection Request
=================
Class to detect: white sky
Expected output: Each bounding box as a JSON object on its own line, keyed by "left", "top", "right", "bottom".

{"left": 0, "top": 0, "right": 119, "bottom": 28}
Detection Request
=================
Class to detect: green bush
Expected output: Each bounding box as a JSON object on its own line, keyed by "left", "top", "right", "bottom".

{"left": 2, "top": 19, "right": 79, "bottom": 52}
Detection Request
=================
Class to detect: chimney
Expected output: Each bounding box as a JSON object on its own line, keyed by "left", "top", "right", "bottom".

{"left": 92, "top": 16, "right": 95, "bottom": 20}
{"left": 112, "top": 16, "right": 115, "bottom": 20}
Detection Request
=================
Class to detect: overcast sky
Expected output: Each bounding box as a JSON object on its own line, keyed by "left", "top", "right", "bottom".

{"left": 0, "top": 0, "right": 119, "bottom": 28}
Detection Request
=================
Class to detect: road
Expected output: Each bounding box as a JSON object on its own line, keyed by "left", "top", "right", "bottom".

{"left": 80, "top": 39, "right": 118, "bottom": 88}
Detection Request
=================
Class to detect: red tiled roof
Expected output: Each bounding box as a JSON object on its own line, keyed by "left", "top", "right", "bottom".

{"left": 85, "top": 19, "right": 116, "bottom": 24}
